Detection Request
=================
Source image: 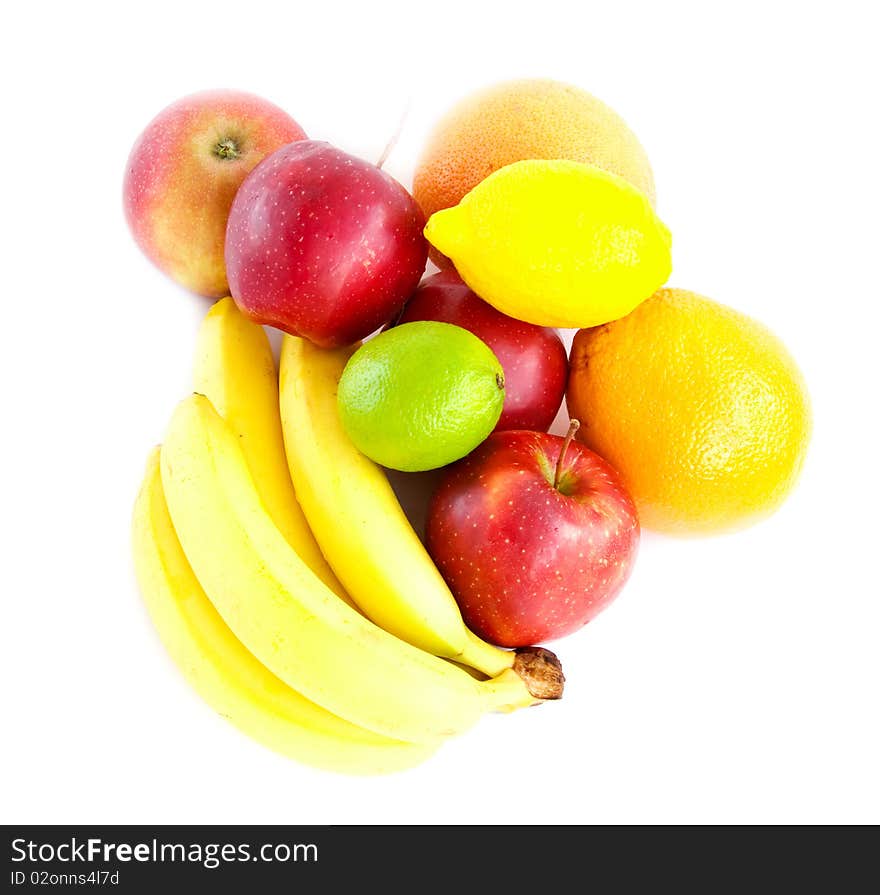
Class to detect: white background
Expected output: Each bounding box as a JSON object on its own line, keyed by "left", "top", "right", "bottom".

{"left": 2, "top": 0, "right": 878, "bottom": 825}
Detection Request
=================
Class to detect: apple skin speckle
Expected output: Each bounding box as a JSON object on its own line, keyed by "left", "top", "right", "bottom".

{"left": 426, "top": 429, "right": 640, "bottom": 647}
{"left": 225, "top": 140, "right": 427, "bottom": 347}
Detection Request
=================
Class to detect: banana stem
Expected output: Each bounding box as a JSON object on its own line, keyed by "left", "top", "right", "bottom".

{"left": 479, "top": 669, "right": 537, "bottom": 713}
{"left": 479, "top": 649, "right": 565, "bottom": 712}
{"left": 458, "top": 628, "right": 516, "bottom": 677}
{"left": 513, "top": 647, "right": 565, "bottom": 701}
{"left": 457, "top": 633, "right": 565, "bottom": 703}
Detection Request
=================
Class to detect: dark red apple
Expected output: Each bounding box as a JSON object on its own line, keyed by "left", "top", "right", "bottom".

{"left": 426, "top": 422, "right": 639, "bottom": 646}
{"left": 225, "top": 140, "right": 427, "bottom": 347}
{"left": 395, "top": 271, "right": 568, "bottom": 431}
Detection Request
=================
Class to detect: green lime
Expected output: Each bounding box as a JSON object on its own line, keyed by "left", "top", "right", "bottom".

{"left": 338, "top": 321, "right": 505, "bottom": 471}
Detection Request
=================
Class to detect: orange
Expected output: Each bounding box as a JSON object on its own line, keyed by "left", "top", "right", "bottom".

{"left": 414, "top": 79, "right": 656, "bottom": 266}
{"left": 567, "top": 288, "right": 811, "bottom": 535}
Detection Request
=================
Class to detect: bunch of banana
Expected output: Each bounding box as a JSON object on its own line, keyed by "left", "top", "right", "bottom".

{"left": 132, "top": 299, "right": 564, "bottom": 775}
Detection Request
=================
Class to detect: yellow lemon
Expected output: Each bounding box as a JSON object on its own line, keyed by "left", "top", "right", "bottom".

{"left": 424, "top": 159, "right": 672, "bottom": 328}
{"left": 567, "top": 288, "right": 812, "bottom": 535}
{"left": 412, "top": 78, "right": 657, "bottom": 268}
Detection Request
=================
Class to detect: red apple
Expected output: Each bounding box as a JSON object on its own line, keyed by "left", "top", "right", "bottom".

{"left": 123, "top": 90, "right": 305, "bottom": 297}
{"left": 225, "top": 140, "right": 427, "bottom": 347}
{"left": 426, "top": 422, "right": 639, "bottom": 646}
{"left": 395, "top": 271, "right": 568, "bottom": 431}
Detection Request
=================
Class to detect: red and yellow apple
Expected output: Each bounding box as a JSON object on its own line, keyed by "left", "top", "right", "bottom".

{"left": 426, "top": 424, "right": 640, "bottom": 646}
{"left": 395, "top": 271, "right": 568, "bottom": 432}
{"left": 123, "top": 89, "right": 305, "bottom": 297}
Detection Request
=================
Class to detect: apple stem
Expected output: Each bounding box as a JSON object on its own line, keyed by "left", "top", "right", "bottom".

{"left": 375, "top": 99, "right": 411, "bottom": 171}
{"left": 554, "top": 419, "right": 581, "bottom": 489}
{"left": 214, "top": 138, "right": 241, "bottom": 161}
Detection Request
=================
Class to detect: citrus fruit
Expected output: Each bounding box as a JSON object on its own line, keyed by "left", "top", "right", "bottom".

{"left": 424, "top": 159, "right": 672, "bottom": 328}
{"left": 567, "top": 288, "right": 812, "bottom": 535}
{"left": 414, "top": 78, "right": 655, "bottom": 267}
{"left": 337, "top": 322, "right": 505, "bottom": 471}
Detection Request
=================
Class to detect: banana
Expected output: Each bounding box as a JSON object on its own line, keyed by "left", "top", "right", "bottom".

{"left": 278, "top": 335, "right": 521, "bottom": 676}
{"left": 192, "top": 298, "right": 355, "bottom": 609}
{"left": 133, "top": 448, "right": 434, "bottom": 775}
{"left": 161, "top": 394, "right": 548, "bottom": 744}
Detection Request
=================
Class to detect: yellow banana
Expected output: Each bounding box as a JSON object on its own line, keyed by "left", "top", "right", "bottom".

{"left": 161, "top": 395, "right": 549, "bottom": 744}
{"left": 132, "top": 448, "right": 434, "bottom": 774}
{"left": 278, "top": 336, "right": 521, "bottom": 676}
{"left": 193, "top": 298, "right": 354, "bottom": 608}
